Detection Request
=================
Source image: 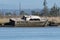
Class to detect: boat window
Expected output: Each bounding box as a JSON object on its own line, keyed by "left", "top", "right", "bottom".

{"left": 30, "top": 19, "right": 40, "bottom": 21}
{"left": 21, "top": 16, "right": 26, "bottom": 20}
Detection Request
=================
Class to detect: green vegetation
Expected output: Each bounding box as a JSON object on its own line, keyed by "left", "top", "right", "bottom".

{"left": 5, "top": 12, "right": 12, "bottom": 16}
{"left": 0, "top": 0, "right": 60, "bottom": 17}
{"left": 20, "top": 11, "right": 28, "bottom": 15}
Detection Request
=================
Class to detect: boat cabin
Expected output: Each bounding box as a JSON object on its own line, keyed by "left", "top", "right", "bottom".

{"left": 21, "top": 15, "right": 41, "bottom": 21}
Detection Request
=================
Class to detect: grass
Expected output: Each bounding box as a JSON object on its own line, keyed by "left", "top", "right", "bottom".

{"left": 0, "top": 18, "right": 9, "bottom": 24}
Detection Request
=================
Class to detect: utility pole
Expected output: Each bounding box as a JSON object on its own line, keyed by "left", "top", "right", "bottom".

{"left": 43, "top": 0, "right": 48, "bottom": 16}
{"left": 19, "top": 2, "right": 21, "bottom": 16}
{"left": 43, "top": 0, "right": 47, "bottom": 7}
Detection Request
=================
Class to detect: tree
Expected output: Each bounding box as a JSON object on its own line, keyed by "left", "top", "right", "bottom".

{"left": 13, "top": 11, "right": 17, "bottom": 16}
{"left": 35, "top": 12, "right": 40, "bottom": 16}
{"left": 41, "top": 7, "right": 49, "bottom": 16}
{"left": 20, "top": 11, "right": 28, "bottom": 15}
{"left": 31, "top": 11, "right": 36, "bottom": 15}
{"left": 5, "top": 12, "right": 12, "bottom": 16}
{"left": 31, "top": 10, "right": 41, "bottom": 16}
{"left": 0, "top": 13, "right": 3, "bottom": 16}
{"left": 49, "top": 4, "right": 59, "bottom": 17}
{"left": 58, "top": 8, "right": 60, "bottom": 16}
{"left": 41, "top": 0, "right": 49, "bottom": 16}
{"left": 0, "top": 10, "right": 4, "bottom": 17}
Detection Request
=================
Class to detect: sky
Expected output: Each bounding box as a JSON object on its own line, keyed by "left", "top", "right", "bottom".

{"left": 0, "top": 0, "right": 59, "bottom": 10}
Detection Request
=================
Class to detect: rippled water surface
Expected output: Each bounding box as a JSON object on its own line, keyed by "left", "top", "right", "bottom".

{"left": 0, "top": 27, "right": 60, "bottom": 40}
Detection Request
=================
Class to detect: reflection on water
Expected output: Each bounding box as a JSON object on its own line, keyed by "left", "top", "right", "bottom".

{"left": 0, "top": 27, "right": 60, "bottom": 40}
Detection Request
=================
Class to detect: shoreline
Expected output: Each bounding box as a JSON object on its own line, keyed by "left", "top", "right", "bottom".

{"left": 0, "top": 16, "right": 60, "bottom": 27}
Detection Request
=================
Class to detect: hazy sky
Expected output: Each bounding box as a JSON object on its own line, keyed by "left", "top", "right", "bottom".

{"left": 0, "top": 0, "right": 59, "bottom": 9}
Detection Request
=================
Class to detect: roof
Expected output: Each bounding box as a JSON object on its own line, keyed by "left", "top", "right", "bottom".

{"left": 10, "top": 18, "right": 25, "bottom": 21}
{"left": 23, "top": 15, "right": 41, "bottom": 19}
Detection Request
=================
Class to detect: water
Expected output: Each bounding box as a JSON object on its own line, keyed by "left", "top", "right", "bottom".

{"left": 0, "top": 27, "right": 60, "bottom": 40}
